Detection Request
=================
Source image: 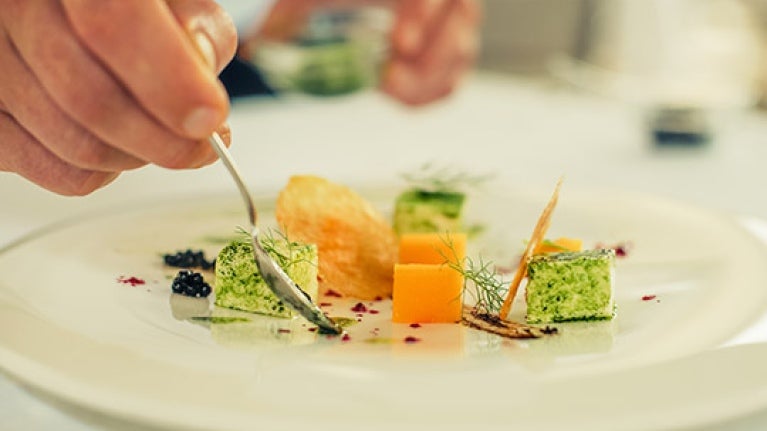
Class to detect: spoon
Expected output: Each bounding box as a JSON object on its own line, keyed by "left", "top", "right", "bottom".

{"left": 208, "top": 132, "right": 343, "bottom": 335}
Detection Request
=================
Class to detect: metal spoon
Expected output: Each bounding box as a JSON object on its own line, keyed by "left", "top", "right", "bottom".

{"left": 208, "top": 132, "right": 343, "bottom": 335}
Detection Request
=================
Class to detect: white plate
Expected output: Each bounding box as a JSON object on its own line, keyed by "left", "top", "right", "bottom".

{"left": 1, "top": 186, "right": 767, "bottom": 431}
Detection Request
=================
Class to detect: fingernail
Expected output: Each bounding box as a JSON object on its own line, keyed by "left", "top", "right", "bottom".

{"left": 183, "top": 107, "right": 220, "bottom": 138}
{"left": 192, "top": 30, "right": 217, "bottom": 71}
{"left": 216, "top": 122, "right": 232, "bottom": 147}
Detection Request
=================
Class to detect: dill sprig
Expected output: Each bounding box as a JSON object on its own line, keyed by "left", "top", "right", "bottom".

{"left": 454, "top": 255, "right": 508, "bottom": 315}
{"left": 402, "top": 162, "right": 492, "bottom": 193}
{"left": 234, "top": 226, "right": 316, "bottom": 270}
{"left": 440, "top": 234, "right": 508, "bottom": 315}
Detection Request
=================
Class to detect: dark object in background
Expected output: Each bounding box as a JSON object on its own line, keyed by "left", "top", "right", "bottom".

{"left": 648, "top": 106, "right": 711, "bottom": 147}
{"left": 219, "top": 56, "right": 276, "bottom": 98}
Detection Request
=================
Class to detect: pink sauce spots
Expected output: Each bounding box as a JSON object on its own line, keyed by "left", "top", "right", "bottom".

{"left": 596, "top": 241, "right": 632, "bottom": 258}
{"left": 404, "top": 336, "right": 421, "bottom": 343}
{"left": 642, "top": 294, "right": 657, "bottom": 301}
{"left": 351, "top": 302, "right": 368, "bottom": 313}
{"left": 369, "top": 309, "right": 380, "bottom": 315}
{"left": 117, "top": 276, "right": 145, "bottom": 287}
{"left": 409, "top": 323, "right": 422, "bottom": 329}
{"left": 341, "top": 334, "right": 351, "bottom": 342}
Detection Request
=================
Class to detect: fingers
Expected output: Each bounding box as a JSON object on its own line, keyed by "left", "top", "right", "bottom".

{"left": 165, "top": 0, "right": 238, "bottom": 73}
{"left": 61, "top": 0, "right": 230, "bottom": 139}
{"left": 2, "top": 1, "right": 221, "bottom": 172}
{"left": 0, "top": 112, "right": 119, "bottom": 196}
{"left": 0, "top": 19, "right": 146, "bottom": 173}
{"left": 383, "top": 0, "right": 480, "bottom": 106}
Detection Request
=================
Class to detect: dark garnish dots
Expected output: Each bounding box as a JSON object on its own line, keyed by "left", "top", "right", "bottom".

{"left": 163, "top": 249, "right": 215, "bottom": 270}
{"left": 171, "top": 270, "right": 212, "bottom": 298}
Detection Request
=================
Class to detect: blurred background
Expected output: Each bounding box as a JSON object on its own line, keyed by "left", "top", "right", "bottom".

{"left": 221, "top": 0, "right": 767, "bottom": 108}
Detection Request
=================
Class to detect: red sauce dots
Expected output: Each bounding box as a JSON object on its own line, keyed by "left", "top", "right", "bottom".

{"left": 325, "top": 289, "right": 343, "bottom": 298}
{"left": 308, "top": 327, "right": 318, "bottom": 332}
{"left": 117, "top": 276, "right": 145, "bottom": 287}
{"left": 642, "top": 294, "right": 659, "bottom": 302}
{"left": 351, "top": 302, "right": 368, "bottom": 313}
{"left": 404, "top": 336, "right": 421, "bottom": 343}
{"left": 409, "top": 323, "right": 422, "bottom": 328}
{"left": 368, "top": 309, "right": 380, "bottom": 315}
{"left": 341, "top": 333, "right": 351, "bottom": 342}
{"left": 319, "top": 302, "right": 333, "bottom": 307}
{"left": 596, "top": 241, "right": 632, "bottom": 258}
{"left": 278, "top": 329, "right": 291, "bottom": 334}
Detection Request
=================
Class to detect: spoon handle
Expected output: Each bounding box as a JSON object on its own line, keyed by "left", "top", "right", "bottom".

{"left": 208, "top": 132, "right": 258, "bottom": 228}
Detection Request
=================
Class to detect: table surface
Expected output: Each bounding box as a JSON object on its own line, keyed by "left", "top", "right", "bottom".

{"left": 2, "top": 73, "right": 767, "bottom": 430}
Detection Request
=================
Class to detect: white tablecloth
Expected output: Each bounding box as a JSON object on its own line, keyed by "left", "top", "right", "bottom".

{"left": 2, "top": 73, "right": 767, "bottom": 430}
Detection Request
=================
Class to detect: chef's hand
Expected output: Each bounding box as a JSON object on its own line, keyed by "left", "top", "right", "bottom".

{"left": 0, "top": 0, "right": 236, "bottom": 196}
{"left": 250, "top": 0, "right": 480, "bottom": 106}
{"left": 383, "top": 0, "right": 480, "bottom": 106}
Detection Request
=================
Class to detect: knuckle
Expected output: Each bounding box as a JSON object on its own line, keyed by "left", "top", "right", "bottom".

{"left": 64, "top": 171, "right": 111, "bottom": 196}
{"left": 60, "top": 130, "right": 115, "bottom": 170}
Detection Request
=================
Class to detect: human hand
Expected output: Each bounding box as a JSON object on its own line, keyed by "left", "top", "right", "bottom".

{"left": 383, "top": 0, "right": 480, "bottom": 106}
{"left": 245, "top": 0, "right": 480, "bottom": 106}
{"left": 0, "top": 0, "right": 237, "bottom": 196}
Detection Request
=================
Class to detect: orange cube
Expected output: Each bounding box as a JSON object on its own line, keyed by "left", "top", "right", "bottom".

{"left": 392, "top": 263, "right": 463, "bottom": 323}
{"left": 534, "top": 237, "right": 583, "bottom": 255}
{"left": 398, "top": 232, "right": 467, "bottom": 265}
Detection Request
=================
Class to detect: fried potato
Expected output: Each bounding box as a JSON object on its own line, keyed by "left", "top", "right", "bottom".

{"left": 275, "top": 175, "right": 397, "bottom": 300}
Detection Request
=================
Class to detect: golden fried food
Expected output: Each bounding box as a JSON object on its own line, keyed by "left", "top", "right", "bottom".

{"left": 275, "top": 175, "right": 397, "bottom": 300}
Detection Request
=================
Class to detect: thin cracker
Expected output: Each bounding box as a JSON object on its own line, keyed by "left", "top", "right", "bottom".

{"left": 275, "top": 175, "right": 397, "bottom": 300}
{"left": 499, "top": 178, "right": 563, "bottom": 318}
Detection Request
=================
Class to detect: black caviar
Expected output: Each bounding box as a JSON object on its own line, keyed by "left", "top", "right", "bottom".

{"left": 163, "top": 249, "right": 215, "bottom": 270}
{"left": 171, "top": 270, "right": 212, "bottom": 298}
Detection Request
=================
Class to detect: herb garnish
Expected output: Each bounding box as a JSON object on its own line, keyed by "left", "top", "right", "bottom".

{"left": 402, "top": 162, "right": 492, "bottom": 193}
{"left": 440, "top": 234, "right": 507, "bottom": 315}
{"left": 235, "top": 227, "right": 316, "bottom": 271}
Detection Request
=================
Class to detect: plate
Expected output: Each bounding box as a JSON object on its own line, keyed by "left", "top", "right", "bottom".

{"left": 1, "top": 186, "right": 767, "bottom": 431}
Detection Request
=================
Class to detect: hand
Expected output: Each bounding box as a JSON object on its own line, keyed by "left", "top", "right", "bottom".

{"left": 246, "top": 0, "right": 480, "bottom": 106}
{"left": 383, "top": 0, "right": 480, "bottom": 106}
{"left": 0, "top": 0, "right": 237, "bottom": 196}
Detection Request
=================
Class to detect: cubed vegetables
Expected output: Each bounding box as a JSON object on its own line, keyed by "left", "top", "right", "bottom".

{"left": 525, "top": 249, "right": 615, "bottom": 323}
{"left": 393, "top": 189, "right": 465, "bottom": 235}
{"left": 392, "top": 263, "right": 463, "bottom": 323}
{"left": 215, "top": 238, "right": 318, "bottom": 318}
{"left": 398, "top": 232, "right": 467, "bottom": 265}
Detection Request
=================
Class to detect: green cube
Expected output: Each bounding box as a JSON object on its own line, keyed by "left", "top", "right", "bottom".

{"left": 214, "top": 238, "right": 318, "bottom": 318}
{"left": 393, "top": 189, "right": 465, "bottom": 235}
{"left": 525, "top": 249, "right": 615, "bottom": 324}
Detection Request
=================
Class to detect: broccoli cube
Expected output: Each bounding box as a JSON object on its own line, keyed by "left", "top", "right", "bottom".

{"left": 525, "top": 249, "right": 615, "bottom": 324}
{"left": 214, "top": 237, "right": 318, "bottom": 318}
{"left": 393, "top": 189, "right": 465, "bottom": 235}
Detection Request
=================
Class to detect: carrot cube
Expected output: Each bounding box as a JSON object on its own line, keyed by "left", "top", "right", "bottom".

{"left": 534, "top": 237, "right": 583, "bottom": 255}
{"left": 398, "top": 232, "right": 467, "bottom": 265}
{"left": 392, "top": 263, "right": 463, "bottom": 323}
